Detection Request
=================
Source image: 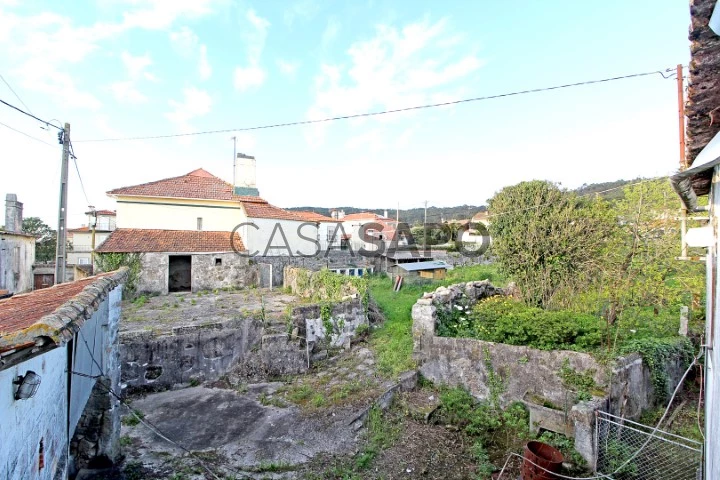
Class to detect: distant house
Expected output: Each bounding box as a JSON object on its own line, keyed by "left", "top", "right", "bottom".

{"left": 67, "top": 209, "right": 116, "bottom": 267}
{"left": 0, "top": 194, "right": 35, "bottom": 294}
{"left": 292, "top": 210, "right": 343, "bottom": 251}
{"left": 335, "top": 211, "right": 407, "bottom": 252}
{"left": 0, "top": 269, "right": 127, "bottom": 479}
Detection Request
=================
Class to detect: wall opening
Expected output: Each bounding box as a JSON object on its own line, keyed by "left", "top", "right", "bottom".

{"left": 169, "top": 256, "right": 192, "bottom": 292}
{"left": 215, "top": 258, "right": 222, "bottom": 266}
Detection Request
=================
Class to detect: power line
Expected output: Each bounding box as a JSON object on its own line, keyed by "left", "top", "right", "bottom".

{"left": 75, "top": 67, "right": 680, "bottom": 143}
{"left": 0, "top": 98, "right": 62, "bottom": 130}
{"left": 0, "top": 120, "right": 55, "bottom": 147}
{"left": 69, "top": 141, "right": 91, "bottom": 205}
{"left": 0, "top": 73, "right": 34, "bottom": 115}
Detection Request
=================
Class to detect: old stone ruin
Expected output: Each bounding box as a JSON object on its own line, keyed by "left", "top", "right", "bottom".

{"left": 412, "top": 280, "right": 689, "bottom": 466}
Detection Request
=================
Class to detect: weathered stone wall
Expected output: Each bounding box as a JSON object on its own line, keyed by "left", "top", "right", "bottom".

{"left": 284, "top": 266, "right": 363, "bottom": 300}
{"left": 191, "top": 252, "right": 257, "bottom": 293}
{"left": 412, "top": 280, "right": 691, "bottom": 465}
{"left": 292, "top": 297, "right": 368, "bottom": 350}
{"left": 136, "top": 252, "right": 258, "bottom": 295}
{"left": 262, "top": 250, "right": 371, "bottom": 286}
{"left": 120, "top": 317, "right": 264, "bottom": 390}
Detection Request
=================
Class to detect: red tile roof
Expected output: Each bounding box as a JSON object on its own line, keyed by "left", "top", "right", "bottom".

{"left": 95, "top": 209, "right": 116, "bottom": 216}
{"left": 107, "top": 168, "right": 260, "bottom": 202}
{"left": 341, "top": 212, "right": 392, "bottom": 221}
{"left": 0, "top": 269, "right": 128, "bottom": 350}
{"left": 242, "top": 201, "right": 305, "bottom": 221}
{"left": 95, "top": 229, "right": 245, "bottom": 253}
{"left": 289, "top": 211, "right": 341, "bottom": 223}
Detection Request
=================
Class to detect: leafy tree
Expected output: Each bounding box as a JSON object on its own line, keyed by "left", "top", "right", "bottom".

{"left": 22, "top": 217, "right": 57, "bottom": 262}
{"left": 487, "top": 181, "right": 616, "bottom": 308}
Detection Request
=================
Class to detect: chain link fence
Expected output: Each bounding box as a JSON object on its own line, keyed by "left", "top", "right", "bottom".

{"left": 596, "top": 411, "right": 703, "bottom": 480}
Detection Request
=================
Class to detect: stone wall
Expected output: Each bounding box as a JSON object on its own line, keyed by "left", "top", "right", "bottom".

{"left": 261, "top": 250, "right": 371, "bottom": 286}
{"left": 292, "top": 297, "right": 368, "bottom": 350}
{"left": 136, "top": 252, "right": 258, "bottom": 295}
{"left": 412, "top": 280, "right": 690, "bottom": 465}
{"left": 120, "top": 317, "right": 264, "bottom": 390}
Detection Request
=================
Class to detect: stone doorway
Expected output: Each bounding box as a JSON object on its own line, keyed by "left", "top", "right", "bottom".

{"left": 168, "top": 256, "right": 191, "bottom": 292}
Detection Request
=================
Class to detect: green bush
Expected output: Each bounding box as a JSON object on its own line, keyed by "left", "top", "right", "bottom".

{"left": 438, "top": 297, "right": 604, "bottom": 351}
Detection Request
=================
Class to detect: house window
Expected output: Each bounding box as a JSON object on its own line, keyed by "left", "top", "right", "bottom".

{"left": 79, "top": 257, "right": 90, "bottom": 265}
{"left": 215, "top": 258, "right": 222, "bottom": 266}
{"left": 197, "top": 217, "right": 203, "bottom": 231}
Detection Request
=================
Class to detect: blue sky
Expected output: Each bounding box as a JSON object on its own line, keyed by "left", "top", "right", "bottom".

{"left": 0, "top": 0, "right": 690, "bottom": 228}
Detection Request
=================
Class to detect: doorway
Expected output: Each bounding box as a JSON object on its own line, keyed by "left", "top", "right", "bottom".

{"left": 169, "top": 256, "right": 192, "bottom": 292}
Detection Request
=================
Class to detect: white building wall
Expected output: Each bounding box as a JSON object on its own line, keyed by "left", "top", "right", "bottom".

{"left": 319, "top": 222, "right": 342, "bottom": 251}
{"left": 115, "top": 198, "right": 245, "bottom": 231}
{"left": 68, "top": 231, "right": 112, "bottom": 266}
{"left": 245, "top": 217, "right": 319, "bottom": 256}
{"left": 707, "top": 165, "right": 720, "bottom": 480}
{"left": 0, "top": 347, "right": 69, "bottom": 480}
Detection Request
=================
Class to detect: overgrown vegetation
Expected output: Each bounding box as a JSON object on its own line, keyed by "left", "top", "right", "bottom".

{"left": 368, "top": 264, "right": 503, "bottom": 377}
{"left": 95, "top": 252, "right": 143, "bottom": 298}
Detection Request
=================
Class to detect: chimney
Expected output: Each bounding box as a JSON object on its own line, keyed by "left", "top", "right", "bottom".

{"left": 384, "top": 209, "right": 388, "bottom": 218}
{"left": 233, "top": 153, "right": 259, "bottom": 196}
{"left": 4, "top": 194, "right": 23, "bottom": 233}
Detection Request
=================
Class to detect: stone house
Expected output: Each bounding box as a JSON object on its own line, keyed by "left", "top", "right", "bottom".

{"left": 0, "top": 269, "right": 127, "bottom": 479}
{"left": 67, "top": 209, "right": 116, "bottom": 267}
{"left": 669, "top": 1, "right": 720, "bottom": 477}
{"left": 100, "top": 155, "right": 369, "bottom": 290}
{"left": 0, "top": 194, "right": 35, "bottom": 294}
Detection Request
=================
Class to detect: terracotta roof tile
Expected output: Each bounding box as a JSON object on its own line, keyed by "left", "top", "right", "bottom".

{"left": 107, "top": 168, "right": 260, "bottom": 202}
{"left": 340, "top": 212, "right": 392, "bottom": 221}
{"left": 242, "top": 202, "right": 305, "bottom": 221}
{"left": 95, "top": 229, "right": 245, "bottom": 253}
{"left": 95, "top": 209, "right": 116, "bottom": 216}
{"left": 288, "top": 211, "right": 341, "bottom": 223}
{"left": 0, "top": 270, "right": 127, "bottom": 350}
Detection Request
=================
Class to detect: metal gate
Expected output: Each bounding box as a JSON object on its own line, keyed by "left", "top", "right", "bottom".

{"left": 596, "top": 411, "right": 703, "bottom": 480}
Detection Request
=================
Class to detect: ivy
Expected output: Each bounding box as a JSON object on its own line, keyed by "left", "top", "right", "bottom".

{"left": 95, "top": 252, "right": 143, "bottom": 299}
{"left": 619, "top": 337, "right": 693, "bottom": 403}
{"left": 558, "top": 358, "right": 599, "bottom": 402}
{"left": 320, "top": 302, "right": 334, "bottom": 339}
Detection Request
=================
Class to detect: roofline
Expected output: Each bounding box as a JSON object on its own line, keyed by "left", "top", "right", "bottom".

{"left": 107, "top": 193, "right": 252, "bottom": 204}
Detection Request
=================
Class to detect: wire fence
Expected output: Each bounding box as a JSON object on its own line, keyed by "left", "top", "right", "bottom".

{"left": 596, "top": 411, "right": 703, "bottom": 480}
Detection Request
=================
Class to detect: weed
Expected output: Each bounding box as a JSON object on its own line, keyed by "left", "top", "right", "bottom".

{"left": 188, "top": 378, "right": 200, "bottom": 387}
{"left": 132, "top": 295, "right": 148, "bottom": 307}
{"left": 119, "top": 435, "right": 133, "bottom": 447}
{"left": 311, "top": 393, "right": 327, "bottom": 408}
{"left": 121, "top": 409, "right": 145, "bottom": 426}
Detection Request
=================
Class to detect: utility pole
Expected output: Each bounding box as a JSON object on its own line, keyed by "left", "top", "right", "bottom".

{"left": 423, "top": 200, "right": 428, "bottom": 250}
{"left": 55, "top": 123, "right": 70, "bottom": 285}
{"left": 88, "top": 205, "right": 97, "bottom": 273}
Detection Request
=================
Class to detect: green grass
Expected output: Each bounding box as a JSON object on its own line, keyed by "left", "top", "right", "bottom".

{"left": 368, "top": 264, "right": 503, "bottom": 377}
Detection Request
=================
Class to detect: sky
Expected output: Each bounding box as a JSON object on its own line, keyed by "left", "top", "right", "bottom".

{"left": 0, "top": 0, "right": 691, "bottom": 228}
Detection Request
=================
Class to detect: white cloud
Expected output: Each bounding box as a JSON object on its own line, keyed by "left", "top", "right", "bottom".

{"left": 233, "top": 9, "right": 269, "bottom": 92}
{"left": 165, "top": 87, "right": 212, "bottom": 132}
{"left": 305, "top": 18, "right": 482, "bottom": 145}
{"left": 276, "top": 59, "right": 299, "bottom": 78}
{"left": 199, "top": 45, "right": 212, "bottom": 80}
{"left": 170, "top": 26, "right": 211, "bottom": 80}
{"left": 233, "top": 65, "right": 266, "bottom": 91}
{"left": 121, "top": 51, "right": 153, "bottom": 79}
{"left": 321, "top": 18, "right": 340, "bottom": 48}
{"left": 121, "top": 0, "right": 217, "bottom": 30}
{"left": 109, "top": 81, "right": 147, "bottom": 104}
{"left": 283, "top": 0, "right": 319, "bottom": 27}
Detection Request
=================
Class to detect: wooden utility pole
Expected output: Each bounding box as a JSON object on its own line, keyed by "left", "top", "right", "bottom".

{"left": 423, "top": 200, "right": 428, "bottom": 250}
{"left": 676, "top": 65, "right": 690, "bottom": 259}
{"left": 55, "top": 123, "right": 70, "bottom": 285}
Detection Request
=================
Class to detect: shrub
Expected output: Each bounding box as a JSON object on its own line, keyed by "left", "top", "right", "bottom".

{"left": 438, "top": 297, "right": 604, "bottom": 351}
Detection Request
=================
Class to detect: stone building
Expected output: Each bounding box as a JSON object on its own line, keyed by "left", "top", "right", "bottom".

{"left": 0, "top": 269, "right": 127, "bottom": 479}
{"left": 0, "top": 194, "right": 35, "bottom": 294}
{"left": 101, "top": 156, "right": 368, "bottom": 290}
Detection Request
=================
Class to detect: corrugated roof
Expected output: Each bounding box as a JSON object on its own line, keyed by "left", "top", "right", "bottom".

{"left": 0, "top": 269, "right": 128, "bottom": 350}
{"left": 95, "top": 229, "right": 245, "bottom": 253}
{"left": 398, "top": 260, "right": 451, "bottom": 272}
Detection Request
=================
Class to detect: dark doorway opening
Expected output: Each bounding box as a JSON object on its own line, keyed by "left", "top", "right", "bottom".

{"left": 169, "top": 255, "right": 192, "bottom": 292}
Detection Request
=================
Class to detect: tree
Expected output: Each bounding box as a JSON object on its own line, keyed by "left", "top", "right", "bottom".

{"left": 22, "top": 217, "right": 57, "bottom": 262}
{"left": 487, "top": 181, "right": 617, "bottom": 308}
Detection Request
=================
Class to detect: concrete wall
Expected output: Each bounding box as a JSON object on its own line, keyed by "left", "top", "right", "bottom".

{"left": 0, "top": 347, "right": 69, "bottom": 480}
{"left": 120, "top": 318, "right": 264, "bottom": 390}
{"left": 292, "top": 298, "right": 368, "bottom": 350}
{"left": 0, "top": 232, "right": 35, "bottom": 293}
{"left": 135, "top": 252, "right": 257, "bottom": 295}
{"left": 115, "top": 196, "right": 245, "bottom": 231}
